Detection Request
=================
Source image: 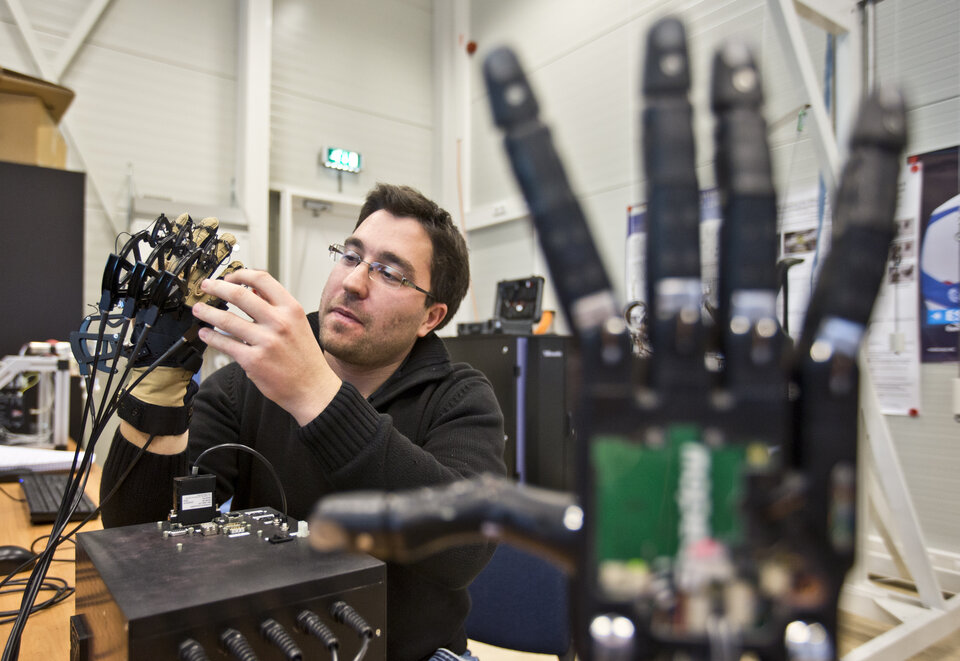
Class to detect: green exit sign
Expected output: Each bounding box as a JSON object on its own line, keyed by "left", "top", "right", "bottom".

{"left": 323, "top": 147, "right": 362, "bottom": 173}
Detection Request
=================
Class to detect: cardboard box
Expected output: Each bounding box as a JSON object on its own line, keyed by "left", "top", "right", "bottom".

{"left": 0, "top": 68, "right": 74, "bottom": 169}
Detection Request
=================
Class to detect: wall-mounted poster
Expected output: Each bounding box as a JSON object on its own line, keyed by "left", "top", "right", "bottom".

{"left": 866, "top": 168, "right": 922, "bottom": 415}
{"left": 913, "top": 147, "right": 959, "bottom": 363}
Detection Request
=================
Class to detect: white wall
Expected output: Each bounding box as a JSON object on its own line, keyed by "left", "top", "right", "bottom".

{"left": 271, "top": 0, "right": 435, "bottom": 198}
{"left": 269, "top": 0, "right": 435, "bottom": 309}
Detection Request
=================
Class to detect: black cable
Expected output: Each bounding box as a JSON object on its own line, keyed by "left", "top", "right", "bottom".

{"left": 113, "top": 231, "right": 134, "bottom": 253}
{"left": 0, "top": 430, "right": 157, "bottom": 589}
{"left": 2, "top": 222, "right": 217, "bottom": 660}
{"left": 29, "top": 534, "right": 74, "bottom": 563}
{"left": 178, "top": 638, "right": 211, "bottom": 661}
{"left": 1, "top": 352, "right": 153, "bottom": 650}
{"left": 351, "top": 637, "right": 370, "bottom": 661}
{"left": 192, "top": 443, "right": 289, "bottom": 521}
{"left": 0, "top": 576, "right": 74, "bottom": 625}
{"left": 58, "top": 433, "right": 156, "bottom": 545}
{"left": 220, "top": 628, "right": 258, "bottom": 661}
{"left": 3, "top": 418, "right": 145, "bottom": 657}
{"left": 92, "top": 316, "right": 132, "bottom": 430}
{"left": 0, "top": 485, "right": 24, "bottom": 502}
{"left": 1, "top": 324, "right": 173, "bottom": 660}
{"left": 260, "top": 618, "right": 303, "bottom": 660}
{"left": 330, "top": 602, "right": 374, "bottom": 661}
{"left": 4, "top": 328, "right": 172, "bottom": 657}
{"left": 77, "top": 308, "right": 116, "bottom": 434}
{"left": 1, "top": 431, "right": 98, "bottom": 659}
{"left": 296, "top": 610, "right": 339, "bottom": 660}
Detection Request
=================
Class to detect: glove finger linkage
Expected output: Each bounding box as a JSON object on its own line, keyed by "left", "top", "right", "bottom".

{"left": 126, "top": 215, "right": 242, "bottom": 368}
{"left": 72, "top": 212, "right": 245, "bottom": 437}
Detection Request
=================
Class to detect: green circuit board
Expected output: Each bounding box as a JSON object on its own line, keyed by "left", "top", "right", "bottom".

{"left": 591, "top": 424, "right": 747, "bottom": 563}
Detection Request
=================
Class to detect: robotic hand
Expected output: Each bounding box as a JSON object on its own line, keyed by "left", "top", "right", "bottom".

{"left": 309, "top": 16, "right": 906, "bottom": 661}
{"left": 71, "top": 212, "right": 242, "bottom": 436}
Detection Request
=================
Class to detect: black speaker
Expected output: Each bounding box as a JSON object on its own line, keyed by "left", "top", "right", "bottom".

{"left": 444, "top": 335, "right": 575, "bottom": 490}
{"left": 0, "top": 161, "right": 85, "bottom": 357}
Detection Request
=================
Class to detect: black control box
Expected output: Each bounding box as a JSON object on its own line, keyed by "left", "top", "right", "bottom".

{"left": 457, "top": 276, "right": 546, "bottom": 336}
{"left": 74, "top": 508, "right": 386, "bottom": 660}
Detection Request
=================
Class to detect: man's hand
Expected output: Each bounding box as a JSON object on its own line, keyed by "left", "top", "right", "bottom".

{"left": 192, "top": 269, "right": 342, "bottom": 426}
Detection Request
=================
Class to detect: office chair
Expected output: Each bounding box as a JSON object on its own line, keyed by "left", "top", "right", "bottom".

{"left": 465, "top": 543, "right": 574, "bottom": 660}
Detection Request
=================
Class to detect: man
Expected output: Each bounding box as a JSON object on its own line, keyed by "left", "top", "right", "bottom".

{"left": 101, "top": 183, "right": 507, "bottom": 661}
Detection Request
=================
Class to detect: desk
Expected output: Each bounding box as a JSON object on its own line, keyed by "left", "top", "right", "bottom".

{"left": 0, "top": 465, "right": 101, "bottom": 660}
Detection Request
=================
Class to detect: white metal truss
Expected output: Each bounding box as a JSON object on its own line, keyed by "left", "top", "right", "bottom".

{"left": 766, "top": 0, "right": 960, "bottom": 657}
{"left": 3, "top": 0, "right": 271, "bottom": 266}
{"left": 841, "top": 361, "right": 960, "bottom": 660}
{"left": 3, "top": 0, "right": 120, "bottom": 234}
{"left": 767, "top": 0, "right": 848, "bottom": 190}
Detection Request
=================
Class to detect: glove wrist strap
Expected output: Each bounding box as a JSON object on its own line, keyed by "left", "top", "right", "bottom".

{"left": 117, "top": 394, "right": 192, "bottom": 436}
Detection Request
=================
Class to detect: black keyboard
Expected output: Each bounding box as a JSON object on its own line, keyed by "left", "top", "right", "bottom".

{"left": 19, "top": 472, "right": 99, "bottom": 525}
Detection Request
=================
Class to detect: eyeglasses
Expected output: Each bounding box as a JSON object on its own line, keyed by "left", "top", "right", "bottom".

{"left": 329, "top": 244, "right": 435, "bottom": 299}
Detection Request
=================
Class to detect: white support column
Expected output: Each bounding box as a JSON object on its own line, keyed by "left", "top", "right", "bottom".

{"left": 765, "top": 2, "right": 960, "bottom": 657}
{"left": 236, "top": 0, "right": 273, "bottom": 271}
{"left": 53, "top": 364, "right": 70, "bottom": 449}
{"left": 839, "top": 357, "right": 958, "bottom": 660}
{"left": 278, "top": 186, "right": 293, "bottom": 288}
{"left": 432, "top": 0, "right": 471, "bottom": 219}
{"left": 831, "top": 0, "right": 862, "bottom": 164}
{"left": 833, "top": 9, "right": 863, "bottom": 163}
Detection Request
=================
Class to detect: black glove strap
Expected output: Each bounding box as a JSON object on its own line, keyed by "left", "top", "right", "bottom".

{"left": 117, "top": 395, "right": 192, "bottom": 436}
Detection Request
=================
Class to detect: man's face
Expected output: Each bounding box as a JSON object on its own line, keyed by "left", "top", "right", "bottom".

{"left": 318, "top": 210, "right": 447, "bottom": 368}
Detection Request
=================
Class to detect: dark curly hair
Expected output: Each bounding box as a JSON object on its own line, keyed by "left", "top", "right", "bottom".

{"left": 356, "top": 183, "right": 469, "bottom": 330}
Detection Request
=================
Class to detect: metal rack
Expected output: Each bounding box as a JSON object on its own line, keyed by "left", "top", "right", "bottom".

{"left": 0, "top": 350, "right": 72, "bottom": 449}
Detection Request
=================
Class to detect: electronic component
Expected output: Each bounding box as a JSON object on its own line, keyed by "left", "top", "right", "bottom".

{"left": 0, "top": 381, "right": 28, "bottom": 434}
{"left": 171, "top": 474, "right": 217, "bottom": 525}
{"left": 495, "top": 277, "right": 544, "bottom": 323}
{"left": 457, "top": 276, "right": 545, "bottom": 335}
{"left": 75, "top": 507, "right": 386, "bottom": 660}
{"left": 70, "top": 613, "right": 92, "bottom": 661}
